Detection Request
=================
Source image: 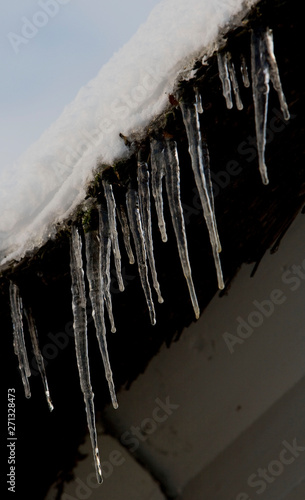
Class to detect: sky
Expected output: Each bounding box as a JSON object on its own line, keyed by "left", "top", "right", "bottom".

{"left": 0, "top": 0, "right": 160, "bottom": 168}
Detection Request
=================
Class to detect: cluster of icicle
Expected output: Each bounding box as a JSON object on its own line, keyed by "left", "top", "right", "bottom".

{"left": 9, "top": 25, "right": 289, "bottom": 484}
{"left": 217, "top": 26, "right": 290, "bottom": 184}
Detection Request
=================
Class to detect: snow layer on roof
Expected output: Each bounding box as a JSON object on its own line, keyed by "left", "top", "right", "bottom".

{"left": 0, "top": 0, "right": 256, "bottom": 268}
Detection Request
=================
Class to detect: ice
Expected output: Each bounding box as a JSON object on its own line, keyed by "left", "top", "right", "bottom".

{"left": 195, "top": 87, "right": 204, "bottom": 114}
{"left": 9, "top": 282, "right": 31, "bottom": 399}
{"left": 126, "top": 186, "right": 156, "bottom": 325}
{"left": 84, "top": 229, "right": 118, "bottom": 409}
{"left": 150, "top": 138, "right": 168, "bottom": 243}
{"left": 217, "top": 51, "right": 233, "bottom": 109}
{"left": 98, "top": 203, "right": 117, "bottom": 333}
{"left": 163, "top": 138, "right": 200, "bottom": 319}
{"left": 240, "top": 54, "right": 250, "bottom": 88}
{"left": 70, "top": 225, "right": 103, "bottom": 484}
{"left": 24, "top": 307, "right": 53, "bottom": 411}
{"left": 179, "top": 99, "right": 224, "bottom": 290}
{"left": 116, "top": 200, "right": 135, "bottom": 265}
{"left": 250, "top": 27, "right": 270, "bottom": 185}
{"left": 227, "top": 52, "right": 243, "bottom": 110}
{"left": 102, "top": 181, "right": 125, "bottom": 293}
{"left": 137, "top": 158, "right": 164, "bottom": 304}
{"left": 264, "top": 28, "right": 290, "bottom": 121}
{"left": 250, "top": 26, "right": 290, "bottom": 185}
{"left": 0, "top": 0, "right": 256, "bottom": 268}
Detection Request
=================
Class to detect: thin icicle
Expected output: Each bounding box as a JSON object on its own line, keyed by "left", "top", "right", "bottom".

{"left": 137, "top": 159, "right": 163, "bottom": 304}
{"left": 250, "top": 27, "right": 270, "bottom": 185}
{"left": 240, "top": 54, "right": 250, "bottom": 88}
{"left": 70, "top": 226, "right": 103, "bottom": 484}
{"left": 217, "top": 51, "right": 233, "bottom": 109}
{"left": 179, "top": 99, "right": 224, "bottom": 290}
{"left": 24, "top": 307, "right": 53, "bottom": 411}
{"left": 163, "top": 138, "right": 200, "bottom": 319}
{"left": 116, "top": 201, "right": 135, "bottom": 264}
{"left": 194, "top": 87, "right": 203, "bottom": 114}
{"left": 9, "top": 282, "right": 31, "bottom": 399}
{"left": 84, "top": 229, "right": 118, "bottom": 409}
{"left": 98, "top": 203, "right": 116, "bottom": 333}
{"left": 126, "top": 186, "right": 156, "bottom": 325}
{"left": 150, "top": 138, "right": 168, "bottom": 243}
{"left": 102, "top": 181, "right": 124, "bottom": 292}
{"left": 227, "top": 52, "right": 243, "bottom": 110}
{"left": 265, "top": 28, "right": 290, "bottom": 120}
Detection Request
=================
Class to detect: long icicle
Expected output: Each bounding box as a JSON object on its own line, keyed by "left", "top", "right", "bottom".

{"left": 70, "top": 226, "right": 103, "bottom": 484}
{"left": 102, "top": 181, "right": 125, "bottom": 292}
{"left": 24, "top": 307, "right": 53, "bottom": 411}
{"left": 250, "top": 27, "right": 270, "bottom": 185}
{"left": 163, "top": 138, "right": 200, "bottom": 319}
{"left": 150, "top": 138, "right": 168, "bottom": 243}
{"left": 126, "top": 186, "right": 156, "bottom": 325}
{"left": 9, "top": 282, "right": 31, "bottom": 399}
{"left": 116, "top": 201, "right": 135, "bottom": 265}
{"left": 98, "top": 203, "right": 116, "bottom": 333}
{"left": 217, "top": 51, "right": 233, "bottom": 109}
{"left": 264, "top": 28, "right": 290, "bottom": 121}
{"left": 84, "top": 229, "right": 118, "bottom": 409}
{"left": 137, "top": 158, "right": 164, "bottom": 304}
{"left": 179, "top": 99, "right": 224, "bottom": 290}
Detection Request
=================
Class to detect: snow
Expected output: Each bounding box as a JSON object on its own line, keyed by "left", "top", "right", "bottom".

{"left": 0, "top": 0, "right": 256, "bottom": 268}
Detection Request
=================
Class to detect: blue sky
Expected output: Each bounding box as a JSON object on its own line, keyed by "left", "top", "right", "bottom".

{"left": 0, "top": 0, "right": 160, "bottom": 167}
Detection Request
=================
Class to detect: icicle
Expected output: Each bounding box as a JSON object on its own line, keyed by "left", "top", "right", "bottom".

{"left": 116, "top": 201, "right": 135, "bottom": 265}
{"left": 194, "top": 87, "right": 203, "bottom": 114}
{"left": 126, "top": 186, "right": 156, "bottom": 325}
{"left": 24, "top": 307, "right": 53, "bottom": 411}
{"left": 250, "top": 27, "right": 270, "bottom": 185}
{"left": 84, "top": 229, "right": 118, "bottom": 409}
{"left": 227, "top": 52, "right": 243, "bottom": 110}
{"left": 98, "top": 204, "right": 116, "bottom": 333}
{"left": 9, "top": 282, "right": 31, "bottom": 399}
{"left": 102, "top": 181, "right": 125, "bottom": 292}
{"left": 70, "top": 226, "right": 103, "bottom": 484}
{"left": 150, "top": 138, "right": 168, "bottom": 243}
{"left": 179, "top": 99, "right": 224, "bottom": 290}
{"left": 240, "top": 54, "right": 250, "bottom": 88}
{"left": 137, "top": 159, "right": 164, "bottom": 304}
{"left": 163, "top": 138, "right": 200, "bottom": 319}
{"left": 264, "top": 28, "right": 290, "bottom": 120}
{"left": 217, "top": 51, "right": 233, "bottom": 109}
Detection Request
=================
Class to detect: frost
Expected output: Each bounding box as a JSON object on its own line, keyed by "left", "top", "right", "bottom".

{"left": 70, "top": 225, "right": 103, "bottom": 484}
